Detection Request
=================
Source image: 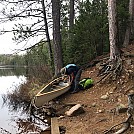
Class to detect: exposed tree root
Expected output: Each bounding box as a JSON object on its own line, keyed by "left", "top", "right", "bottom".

{"left": 103, "top": 115, "right": 132, "bottom": 134}
{"left": 104, "top": 93, "right": 134, "bottom": 134}
{"left": 97, "top": 56, "right": 122, "bottom": 83}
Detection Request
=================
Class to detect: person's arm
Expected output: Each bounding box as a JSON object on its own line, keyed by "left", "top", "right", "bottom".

{"left": 70, "top": 73, "right": 74, "bottom": 83}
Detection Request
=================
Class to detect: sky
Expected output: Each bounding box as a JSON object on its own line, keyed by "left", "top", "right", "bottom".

{"left": 0, "top": 18, "right": 52, "bottom": 55}
{"left": 0, "top": 2, "right": 46, "bottom": 55}
{"left": 0, "top": 21, "right": 43, "bottom": 55}
{"left": 0, "top": 21, "right": 27, "bottom": 55}
{"left": 0, "top": 19, "right": 52, "bottom": 55}
{"left": 0, "top": 31, "right": 42, "bottom": 55}
{"left": 0, "top": 32, "right": 18, "bottom": 54}
{"left": 0, "top": 2, "right": 31, "bottom": 55}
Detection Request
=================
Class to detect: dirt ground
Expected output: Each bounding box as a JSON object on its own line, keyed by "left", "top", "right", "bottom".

{"left": 57, "top": 45, "right": 134, "bottom": 134}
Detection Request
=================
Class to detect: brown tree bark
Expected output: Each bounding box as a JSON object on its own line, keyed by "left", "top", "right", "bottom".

{"left": 98, "top": 0, "right": 122, "bottom": 81}
{"left": 68, "top": 0, "right": 75, "bottom": 47}
{"left": 108, "top": 0, "right": 120, "bottom": 60}
{"left": 52, "top": 0, "right": 63, "bottom": 76}
{"left": 69, "top": 0, "right": 75, "bottom": 30}
{"left": 123, "top": 0, "right": 134, "bottom": 47}
{"left": 41, "top": 0, "right": 53, "bottom": 71}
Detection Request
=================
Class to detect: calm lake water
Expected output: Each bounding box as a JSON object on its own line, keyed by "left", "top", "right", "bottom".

{"left": 0, "top": 75, "right": 27, "bottom": 133}
{"left": 0, "top": 67, "right": 48, "bottom": 134}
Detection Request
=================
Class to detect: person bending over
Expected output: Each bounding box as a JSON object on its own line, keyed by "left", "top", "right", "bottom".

{"left": 60, "top": 64, "right": 82, "bottom": 93}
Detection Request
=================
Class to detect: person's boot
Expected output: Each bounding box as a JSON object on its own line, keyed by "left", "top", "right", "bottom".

{"left": 71, "top": 89, "right": 80, "bottom": 94}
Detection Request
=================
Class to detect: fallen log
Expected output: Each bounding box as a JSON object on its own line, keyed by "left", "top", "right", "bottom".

{"left": 51, "top": 117, "right": 60, "bottom": 134}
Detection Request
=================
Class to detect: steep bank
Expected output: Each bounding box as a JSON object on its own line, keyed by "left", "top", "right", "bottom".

{"left": 57, "top": 45, "right": 134, "bottom": 134}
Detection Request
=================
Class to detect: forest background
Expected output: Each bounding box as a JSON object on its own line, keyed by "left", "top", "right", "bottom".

{"left": 0, "top": 0, "right": 133, "bottom": 79}
{"left": 0, "top": 0, "right": 134, "bottom": 133}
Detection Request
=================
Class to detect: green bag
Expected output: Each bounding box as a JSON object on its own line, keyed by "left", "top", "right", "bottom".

{"left": 79, "top": 78, "right": 94, "bottom": 90}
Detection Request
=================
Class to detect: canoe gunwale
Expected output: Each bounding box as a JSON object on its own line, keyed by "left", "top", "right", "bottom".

{"left": 32, "top": 76, "right": 71, "bottom": 108}
{"left": 36, "top": 84, "right": 70, "bottom": 96}
{"left": 36, "top": 76, "right": 71, "bottom": 96}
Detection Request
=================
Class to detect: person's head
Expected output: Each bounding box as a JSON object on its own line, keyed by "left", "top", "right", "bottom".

{"left": 60, "top": 67, "right": 66, "bottom": 75}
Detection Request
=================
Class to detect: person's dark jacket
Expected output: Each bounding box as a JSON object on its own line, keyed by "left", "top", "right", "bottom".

{"left": 65, "top": 64, "right": 80, "bottom": 76}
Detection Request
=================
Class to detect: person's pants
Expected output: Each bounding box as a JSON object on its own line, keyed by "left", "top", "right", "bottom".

{"left": 73, "top": 69, "right": 82, "bottom": 91}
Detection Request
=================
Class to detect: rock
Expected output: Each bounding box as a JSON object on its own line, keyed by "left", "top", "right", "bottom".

{"left": 126, "top": 59, "right": 132, "bottom": 65}
{"left": 58, "top": 116, "right": 65, "bottom": 119}
{"left": 109, "top": 86, "right": 117, "bottom": 93}
{"left": 116, "top": 103, "right": 128, "bottom": 113}
{"left": 101, "top": 95, "right": 109, "bottom": 100}
{"left": 40, "top": 127, "right": 51, "bottom": 134}
{"left": 96, "top": 63, "right": 102, "bottom": 69}
{"left": 121, "top": 75, "right": 125, "bottom": 79}
{"left": 96, "top": 109, "right": 105, "bottom": 113}
{"left": 91, "top": 102, "right": 97, "bottom": 107}
{"left": 65, "top": 104, "right": 85, "bottom": 116}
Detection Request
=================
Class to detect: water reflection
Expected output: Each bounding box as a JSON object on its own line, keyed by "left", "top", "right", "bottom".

{"left": 0, "top": 75, "right": 27, "bottom": 133}
{"left": 0, "top": 76, "right": 26, "bottom": 94}
{"left": 0, "top": 67, "right": 27, "bottom": 77}
{"left": 0, "top": 71, "right": 49, "bottom": 133}
{"left": 0, "top": 66, "right": 52, "bottom": 134}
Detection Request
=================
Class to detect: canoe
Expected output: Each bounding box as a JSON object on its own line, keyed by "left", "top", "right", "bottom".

{"left": 32, "top": 76, "right": 71, "bottom": 108}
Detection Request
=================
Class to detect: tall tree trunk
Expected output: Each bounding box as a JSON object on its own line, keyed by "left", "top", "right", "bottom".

{"left": 97, "top": 0, "right": 105, "bottom": 56}
{"left": 52, "top": 0, "right": 63, "bottom": 75}
{"left": 108, "top": 0, "right": 120, "bottom": 60}
{"left": 41, "top": 0, "right": 53, "bottom": 71}
{"left": 69, "top": 0, "right": 75, "bottom": 30}
{"left": 68, "top": 0, "right": 75, "bottom": 47}
{"left": 123, "top": 0, "right": 134, "bottom": 47}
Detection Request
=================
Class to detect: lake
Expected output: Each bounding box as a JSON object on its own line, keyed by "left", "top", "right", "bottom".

{"left": 0, "top": 67, "right": 48, "bottom": 134}
{"left": 0, "top": 75, "right": 27, "bottom": 133}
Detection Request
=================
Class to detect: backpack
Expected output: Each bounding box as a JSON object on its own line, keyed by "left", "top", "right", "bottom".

{"left": 79, "top": 78, "right": 94, "bottom": 90}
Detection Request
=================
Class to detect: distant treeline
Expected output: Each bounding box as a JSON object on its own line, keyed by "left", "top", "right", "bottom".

{"left": 0, "top": 0, "right": 132, "bottom": 72}
{"left": 0, "top": 42, "right": 49, "bottom": 67}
